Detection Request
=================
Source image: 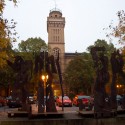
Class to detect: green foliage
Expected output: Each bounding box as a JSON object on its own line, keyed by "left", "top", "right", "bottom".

{"left": 64, "top": 53, "right": 94, "bottom": 95}
{"left": 88, "top": 39, "right": 116, "bottom": 67}
{"left": 17, "top": 37, "right": 48, "bottom": 93}
{"left": 65, "top": 40, "right": 116, "bottom": 95}
{"left": 87, "top": 39, "right": 116, "bottom": 57}
{"left": 17, "top": 37, "right": 47, "bottom": 64}
{"left": 18, "top": 37, "right": 47, "bottom": 53}
{"left": 0, "top": 66, "right": 15, "bottom": 88}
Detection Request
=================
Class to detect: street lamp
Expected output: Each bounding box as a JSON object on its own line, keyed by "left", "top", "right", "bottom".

{"left": 41, "top": 74, "right": 48, "bottom": 83}
{"left": 116, "top": 84, "right": 122, "bottom": 94}
{"left": 41, "top": 74, "right": 48, "bottom": 111}
{"left": 40, "top": 48, "right": 49, "bottom": 112}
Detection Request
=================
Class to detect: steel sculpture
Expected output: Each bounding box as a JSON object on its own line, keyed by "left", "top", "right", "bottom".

{"left": 7, "top": 56, "right": 33, "bottom": 111}
{"left": 91, "top": 47, "right": 110, "bottom": 117}
{"left": 110, "top": 50, "right": 125, "bottom": 110}
{"left": 34, "top": 51, "right": 62, "bottom": 113}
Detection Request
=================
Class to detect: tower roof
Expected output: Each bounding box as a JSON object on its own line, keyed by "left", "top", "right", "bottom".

{"left": 49, "top": 8, "right": 62, "bottom": 16}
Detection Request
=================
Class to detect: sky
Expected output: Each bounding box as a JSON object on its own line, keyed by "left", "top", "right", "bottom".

{"left": 3, "top": 0, "right": 125, "bottom": 52}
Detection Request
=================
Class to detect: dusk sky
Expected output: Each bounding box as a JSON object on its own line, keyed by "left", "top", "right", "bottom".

{"left": 3, "top": 0, "right": 125, "bottom": 52}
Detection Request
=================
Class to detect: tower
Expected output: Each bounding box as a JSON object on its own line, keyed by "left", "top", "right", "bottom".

{"left": 47, "top": 8, "right": 65, "bottom": 73}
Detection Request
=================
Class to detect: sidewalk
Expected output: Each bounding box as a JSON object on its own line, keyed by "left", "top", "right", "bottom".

{"left": 0, "top": 105, "right": 125, "bottom": 121}
{"left": 0, "top": 105, "right": 83, "bottom": 121}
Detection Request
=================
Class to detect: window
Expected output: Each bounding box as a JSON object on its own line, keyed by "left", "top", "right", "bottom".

{"left": 53, "top": 48, "right": 60, "bottom": 59}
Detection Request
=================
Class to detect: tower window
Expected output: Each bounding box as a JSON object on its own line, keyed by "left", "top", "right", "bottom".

{"left": 58, "top": 36, "right": 59, "bottom": 42}
{"left": 53, "top": 29, "right": 55, "bottom": 34}
{"left": 55, "top": 15, "right": 57, "bottom": 17}
{"left": 53, "top": 48, "right": 60, "bottom": 59}
{"left": 53, "top": 36, "right": 55, "bottom": 42}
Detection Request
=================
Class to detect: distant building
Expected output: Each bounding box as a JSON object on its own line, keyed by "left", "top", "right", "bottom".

{"left": 47, "top": 8, "right": 78, "bottom": 95}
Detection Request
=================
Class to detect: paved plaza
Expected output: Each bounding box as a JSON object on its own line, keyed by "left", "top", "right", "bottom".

{"left": 0, "top": 104, "right": 125, "bottom": 121}
{"left": 0, "top": 104, "right": 82, "bottom": 121}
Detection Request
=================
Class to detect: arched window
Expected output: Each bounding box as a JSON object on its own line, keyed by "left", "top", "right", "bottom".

{"left": 53, "top": 48, "right": 60, "bottom": 59}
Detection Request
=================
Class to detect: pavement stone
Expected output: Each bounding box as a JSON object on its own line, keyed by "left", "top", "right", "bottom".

{"left": 0, "top": 105, "right": 125, "bottom": 121}
{"left": 0, "top": 105, "right": 82, "bottom": 121}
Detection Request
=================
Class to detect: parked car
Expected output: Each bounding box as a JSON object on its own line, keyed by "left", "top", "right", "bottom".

{"left": 72, "top": 95, "right": 94, "bottom": 108}
{"left": 0, "top": 96, "right": 7, "bottom": 107}
{"left": 33, "top": 94, "right": 37, "bottom": 101}
{"left": 56, "top": 96, "right": 72, "bottom": 107}
{"left": 7, "top": 97, "right": 22, "bottom": 108}
{"left": 121, "top": 94, "right": 125, "bottom": 109}
{"left": 116, "top": 95, "right": 122, "bottom": 105}
{"left": 54, "top": 96, "right": 58, "bottom": 102}
{"left": 27, "top": 96, "right": 35, "bottom": 104}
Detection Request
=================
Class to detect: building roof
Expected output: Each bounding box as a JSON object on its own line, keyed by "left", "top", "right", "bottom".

{"left": 65, "top": 52, "right": 82, "bottom": 57}
{"left": 50, "top": 8, "right": 62, "bottom": 15}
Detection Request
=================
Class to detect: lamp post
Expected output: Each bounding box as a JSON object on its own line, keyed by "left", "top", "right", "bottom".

{"left": 40, "top": 48, "right": 48, "bottom": 112}
{"left": 41, "top": 74, "right": 48, "bottom": 111}
{"left": 116, "top": 84, "right": 122, "bottom": 94}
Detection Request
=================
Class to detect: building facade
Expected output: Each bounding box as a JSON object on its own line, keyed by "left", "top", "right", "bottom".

{"left": 47, "top": 8, "right": 65, "bottom": 73}
{"left": 47, "top": 8, "right": 77, "bottom": 95}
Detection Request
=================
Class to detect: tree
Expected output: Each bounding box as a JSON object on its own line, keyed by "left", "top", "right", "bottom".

{"left": 64, "top": 53, "right": 94, "bottom": 95}
{"left": 18, "top": 37, "right": 47, "bottom": 53}
{"left": 0, "top": 0, "right": 18, "bottom": 68}
{"left": 105, "top": 10, "right": 125, "bottom": 46}
{"left": 0, "top": 66, "right": 15, "bottom": 96}
{"left": 17, "top": 37, "right": 47, "bottom": 94}
{"left": 87, "top": 39, "right": 116, "bottom": 57}
{"left": 0, "top": 0, "right": 18, "bottom": 96}
{"left": 115, "top": 10, "right": 125, "bottom": 43}
{"left": 17, "top": 37, "right": 47, "bottom": 61}
{"left": 87, "top": 39, "right": 117, "bottom": 95}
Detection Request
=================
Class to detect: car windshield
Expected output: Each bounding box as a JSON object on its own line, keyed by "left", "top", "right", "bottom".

{"left": 29, "top": 96, "right": 33, "bottom": 99}
{"left": 59, "top": 96, "right": 69, "bottom": 100}
{"left": 78, "top": 96, "right": 90, "bottom": 99}
{"left": 117, "top": 95, "right": 122, "bottom": 99}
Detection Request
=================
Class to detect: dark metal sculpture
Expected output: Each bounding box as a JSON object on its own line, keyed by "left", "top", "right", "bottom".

{"left": 91, "top": 47, "right": 125, "bottom": 117}
{"left": 34, "top": 51, "right": 60, "bottom": 113}
{"left": 110, "top": 50, "right": 125, "bottom": 110}
{"left": 7, "top": 56, "right": 33, "bottom": 111}
{"left": 55, "top": 51, "right": 64, "bottom": 111}
{"left": 91, "top": 47, "right": 110, "bottom": 116}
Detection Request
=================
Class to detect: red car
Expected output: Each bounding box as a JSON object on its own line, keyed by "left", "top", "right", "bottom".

{"left": 73, "top": 95, "right": 93, "bottom": 108}
{"left": 0, "top": 96, "right": 7, "bottom": 107}
{"left": 56, "top": 96, "right": 72, "bottom": 107}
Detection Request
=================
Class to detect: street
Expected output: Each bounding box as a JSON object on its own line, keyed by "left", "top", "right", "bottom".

{"left": 0, "top": 104, "right": 123, "bottom": 116}
{"left": 32, "top": 104, "right": 79, "bottom": 113}
{"left": 0, "top": 104, "right": 79, "bottom": 114}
